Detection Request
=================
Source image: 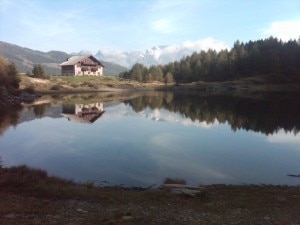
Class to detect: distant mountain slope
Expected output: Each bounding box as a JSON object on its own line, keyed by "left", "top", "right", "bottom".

{"left": 0, "top": 41, "right": 68, "bottom": 75}
{"left": 0, "top": 41, "right": 127, "bottom": 76}
{"left": 101, "top": 61, "right": 128, "bottom": 76}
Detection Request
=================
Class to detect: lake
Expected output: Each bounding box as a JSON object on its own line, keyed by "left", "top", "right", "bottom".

{"left": 0, "top": 91, "right": 299, "bottom": 187}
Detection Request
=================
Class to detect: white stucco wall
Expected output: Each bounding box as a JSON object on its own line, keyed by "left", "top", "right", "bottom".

{"left": 74, "top": 65, "right": 103, "bottom": 76}
{"left": 75, "top": 103, "right": 104, "bottom": 114}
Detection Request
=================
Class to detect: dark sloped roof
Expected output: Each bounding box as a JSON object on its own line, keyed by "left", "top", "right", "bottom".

{"left": 60, "top": 55, "right": 104, "bottom": 67}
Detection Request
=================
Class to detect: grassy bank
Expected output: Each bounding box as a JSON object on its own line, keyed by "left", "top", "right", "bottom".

{"left": 1, "top": 165, "right": 300, "bottom": 224}
{"left": 19, "top": 75, "right": 164, "bottom": 94}
{"left": 19, "top": 74, "right": 300, "bottom": 95}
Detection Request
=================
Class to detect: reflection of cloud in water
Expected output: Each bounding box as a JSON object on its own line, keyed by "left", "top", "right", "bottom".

{"left": 149, "top": 133, "right": 232, "bottom": 183}
{"left": 141, "top": 108, "right": 219, "bottom": 128}
{"left": 267, "top": 130, "right": 300, "bottom": 144}
{"left": 104, "top": 103, "right": 136, "bottom": 117}
{"left": 23, "top": 130, "right": 77, "bottom": 154}
{"left": 105, "top": 103, "right": 219, "bottom": 128}
{"left": 150, "top": 133, "right": 180, "bottom": 151}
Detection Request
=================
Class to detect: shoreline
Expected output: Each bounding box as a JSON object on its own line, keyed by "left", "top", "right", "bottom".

{"left": 34, "top": 82, "right": 300, "bottom": 95}
{"left": 18, "top": 74, "right": 300, "bottom": 96}
{"left": 1, "top": 165, "right": 300, "bottom": 224}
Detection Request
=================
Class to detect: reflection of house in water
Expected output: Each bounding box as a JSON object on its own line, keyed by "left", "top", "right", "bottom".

{"left": 61, "top": 103, "right": 105, "bottom": 124}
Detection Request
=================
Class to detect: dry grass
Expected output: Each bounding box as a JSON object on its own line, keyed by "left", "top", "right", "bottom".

{"left": 19, "top": 74, "right": 300, "bottom": 95}
{"left": 19, "top": 74, "right": 164, "bottom": 93}
{"left": 1, "top": 165, "right": 300, "bottom": 224}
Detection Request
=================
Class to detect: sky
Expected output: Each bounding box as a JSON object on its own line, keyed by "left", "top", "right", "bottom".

{"left": 1, "top": 0, "right": 300, "bottom": 53}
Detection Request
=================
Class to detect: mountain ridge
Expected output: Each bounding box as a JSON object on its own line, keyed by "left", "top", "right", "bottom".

{"left": 0, "top": 41, "right": 127, "bottom": 76}
{"left": 0, "top": 38, "right": 228, "bottom": 74}
{"left": 95, "top": 38, "right": 229, "bottom": 68}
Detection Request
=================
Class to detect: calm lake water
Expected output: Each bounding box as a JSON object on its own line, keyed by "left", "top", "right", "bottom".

{"left": 0, "top": 91, "right": 300, "bottom": 187}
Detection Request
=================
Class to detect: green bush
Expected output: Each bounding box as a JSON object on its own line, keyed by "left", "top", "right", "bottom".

{"left": 32, "top": 64, "right": 50, "bottom": 79}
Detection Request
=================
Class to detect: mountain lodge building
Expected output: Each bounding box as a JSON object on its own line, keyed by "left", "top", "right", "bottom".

{"left": 60, "top": 55, "right": 104, "bottom": 76}
{"left": 61, "top": 103, "right": 105, "bottom": 124}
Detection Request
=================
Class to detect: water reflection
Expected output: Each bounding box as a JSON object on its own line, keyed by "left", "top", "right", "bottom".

{"left": 124, "top": 92, "right": 300, "bottom": 135}
{"left": 61, "top": 103, "right": 105, "bottom": 124}
{"left": 0, "top": 104, "right": 22, "bottom": 135}
{"left": 0, "top": 91, "right": 299, "bottom": 135}
{"left": 0, "top": 91, "right": 300, "bottom": 186}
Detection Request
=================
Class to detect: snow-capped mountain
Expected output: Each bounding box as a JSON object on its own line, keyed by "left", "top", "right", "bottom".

{"left": 95, "top": 38, "right": 228, "bottom": 68}
{"left": 70, "top": 49, "right": 93, "bottom": 56}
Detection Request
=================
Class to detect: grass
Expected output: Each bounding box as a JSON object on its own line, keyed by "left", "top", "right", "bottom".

{"left": 19, "top": 74, "right": 155, "bottom": 93}
{"left": 1, "top": 165, "right": 300, "bottom": 224}
{"left": 19, "top": 74, "right": 300, "bottom": 94}
{"left": 56, "top": 75, "right": 108, "bottom": 83}
{"left": 0, "top": 165, "right": 75, "bottom": 198}
{"left": 0, "top": 165, "right": 167, "bottom": 202}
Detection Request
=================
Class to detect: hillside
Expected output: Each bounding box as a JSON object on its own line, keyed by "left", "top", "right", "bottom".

{"left": 0, "top": 41, "right": 127, "bottom": 76}
{"left": 101, "top": 61, "right": 128, "bottom": 76}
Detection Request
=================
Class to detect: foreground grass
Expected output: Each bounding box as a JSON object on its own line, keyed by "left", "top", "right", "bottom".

{"left": 1, "top": 165, "right": 300, "bottom": 224}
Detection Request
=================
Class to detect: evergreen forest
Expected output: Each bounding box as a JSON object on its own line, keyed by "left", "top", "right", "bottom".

{"left": 119, "top": 37, "right": 300, "bottom": 83}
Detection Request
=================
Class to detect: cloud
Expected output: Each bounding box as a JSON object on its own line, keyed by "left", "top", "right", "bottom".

{"left": 181, "top": 38, "right": 229, "bottom": 51}
{"left": 151, "top": 18, "right": 176, "bottom": 34}
{"left": 148, "top": 0, "right": 201, "bottom": 35}
{"left": 263, "top": 20, "right": 300, "bottom": 41}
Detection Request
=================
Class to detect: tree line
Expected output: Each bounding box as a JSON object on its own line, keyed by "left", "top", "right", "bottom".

{"left": 119, "top": 37, "right": 300, "bottom": 83}
{"left": 119, "top": 63, "right": 174, "bottom": 84}
{"left": 124, "top": 92, "right": 300, "bottom": 135}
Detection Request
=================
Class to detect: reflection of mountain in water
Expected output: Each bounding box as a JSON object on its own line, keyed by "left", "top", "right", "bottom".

{"left": 124, "top": 92, "right": 300, "bottom": 135}
{"left": 61, "top": 103, "right": 105, "bottom": 124}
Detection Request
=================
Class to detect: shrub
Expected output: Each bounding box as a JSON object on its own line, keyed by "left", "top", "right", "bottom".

{"left": 163, "top": 177, "right": 187, "bottom": 185}
{"left": 32, "top": 64, "right": 49, "bottom": 79}
{"left": 50, "top": 84, "right": 62, "bottom": 91}
{"left": 81, "top": 81, "right": 97, "bottom": 89}
{"left": 24, "top": 85, "right": 35, "bottom": 94}
{"left": 71, "top": 83, "right": 79, "bottom": 88}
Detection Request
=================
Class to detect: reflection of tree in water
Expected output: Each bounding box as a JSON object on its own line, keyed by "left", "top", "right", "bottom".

{"left": 128, "top": 92, "right": 174, "bottom": 113}
{"left": 0, "top": 104, "right": 22, "bottom": 135}
{"left": 33, "top": 104, "right": 51, "bottom": 118}
{"left": 0, "top": 103, "right": 51, "bottom": 135}
{"left": 124, "top": 92, "right": 300, "bottom": 135}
